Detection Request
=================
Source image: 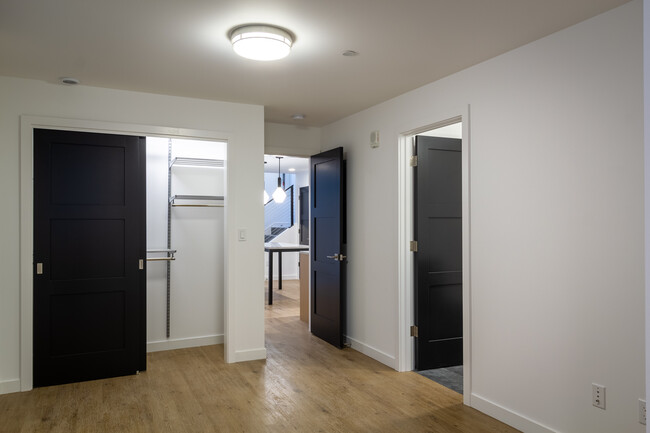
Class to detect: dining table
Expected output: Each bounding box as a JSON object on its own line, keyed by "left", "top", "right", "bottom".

{"left": 264, "top": 242, "right": 309, "bottom": 305}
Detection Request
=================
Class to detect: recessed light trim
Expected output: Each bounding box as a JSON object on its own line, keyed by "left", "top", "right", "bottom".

{"left": 292, "top": 114, "right": 305, "bottom": 120}
{"left": 230, "top": 24, "right": 293, "bottom": 61}
{"left": 59, "top": 77, "right": 80, "bottom": 85}
{"left": 342, "top": 50, "right": 359, "bottom": 57}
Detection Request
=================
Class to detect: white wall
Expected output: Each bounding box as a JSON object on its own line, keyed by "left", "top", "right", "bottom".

{"left": 322, "top": 2, "right": 644, "bottom": 433}
{"left": 265, "top": 122, "right": 321, "bottom": 156}
{"left": 0, "top": 76, "right": 265, "bottom": 394}
{"left": 146, "top": 138, "right": 226, "bottom": 351}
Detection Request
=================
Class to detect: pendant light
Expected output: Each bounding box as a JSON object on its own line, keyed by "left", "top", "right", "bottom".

{"left": 272, "top": 156, "right": 286, "bottom": 203}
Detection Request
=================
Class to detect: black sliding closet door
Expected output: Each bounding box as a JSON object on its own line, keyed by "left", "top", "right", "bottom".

{"left": 33, "top": 128, "right": 146, "bottom": 387}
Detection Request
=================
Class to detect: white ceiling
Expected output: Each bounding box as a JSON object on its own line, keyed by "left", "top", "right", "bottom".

{"left": 264, "top": 154, "right": 309, "bottom": 174}
{"left": 0, "top": 0, "right": 630, "bottom": 127}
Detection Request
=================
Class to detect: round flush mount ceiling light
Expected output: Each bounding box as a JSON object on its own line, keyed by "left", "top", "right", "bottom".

{"left": 230, "top": 24, "right": 293, "bottom": 61}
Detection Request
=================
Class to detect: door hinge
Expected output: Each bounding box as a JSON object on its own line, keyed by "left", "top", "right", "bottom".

{"left": 410, "top": 241, "right": 418, "bottom": 252}
{"left": 410, "top": 155, "right": 418, "bottom": 167}
{"left": 138, "top": 259, "right": 144, "bottom": 270}
{"left": 410, "top": 325, "right": 418, "bottom": 337}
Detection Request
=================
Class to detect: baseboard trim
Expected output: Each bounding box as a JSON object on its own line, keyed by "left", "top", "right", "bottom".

{"left": 147, "top": 334, "right": 224, "bottom": 353}
{"left": 0, "top": 379, "right": 21, "bottom": 395}
{"left": 234, "top": 347, "right": 267, "bottom": 362}
{"left": 345, "top": 335, "right": 397, "bottom": 370}
{"left": 471, "top": 393, "right": 558, "bottom": 433}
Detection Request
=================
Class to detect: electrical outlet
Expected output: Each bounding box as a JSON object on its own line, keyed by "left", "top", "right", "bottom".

{"left": 640, "top": 399, "right": 646, "bottom": 425}
{"left": 592, "top": 384, "right": 606, "bottom": 410}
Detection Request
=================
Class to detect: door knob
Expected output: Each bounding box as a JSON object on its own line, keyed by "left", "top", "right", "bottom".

{"left": 326, "top": 254, "right": 346, "bottom": 261}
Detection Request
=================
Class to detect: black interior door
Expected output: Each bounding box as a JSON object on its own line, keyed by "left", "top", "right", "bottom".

{"left": 299, "top": 186, "right": 309, "bottom": 245}
{"left": 414, "top": 135, "right": 462, "bottom": 370}
{"left": 310, "top": 147, "right": 346, "bottom": 348}
{"left": 33, "top": 129, "right": 146, "bottom": 387}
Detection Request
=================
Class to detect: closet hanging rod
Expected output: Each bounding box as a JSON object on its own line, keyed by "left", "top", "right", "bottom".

{"left": 169, "top": 194, "right": 224, "bottom": 203}
{"left": 146, "top": 257, "right": 176, "bottom": 262}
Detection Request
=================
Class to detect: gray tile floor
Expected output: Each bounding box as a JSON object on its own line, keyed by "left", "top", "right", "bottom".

{"left": 417, "top": 365, "right": 463, "bottom": 394}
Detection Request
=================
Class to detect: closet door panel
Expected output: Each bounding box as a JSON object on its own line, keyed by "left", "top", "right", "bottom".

{"left": 33, "top": 128, "right": 146, "bottom": 387}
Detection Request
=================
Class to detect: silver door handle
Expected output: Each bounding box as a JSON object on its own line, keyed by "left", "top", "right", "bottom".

{"left": 327, "top": 254, "right": 347, "bottom": 261}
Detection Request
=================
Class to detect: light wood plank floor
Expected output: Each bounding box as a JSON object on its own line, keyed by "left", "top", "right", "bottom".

{"left": 0, "top": 282, "right": 519, "bottom": 433}
{"left": 265, "top": 279, "right": 301, "bottom": 320}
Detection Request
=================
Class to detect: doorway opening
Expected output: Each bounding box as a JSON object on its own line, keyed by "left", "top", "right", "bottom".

{"left": 30, "top": 131, "right": 228, "bottom": 387}
{"left": 412, "top": 122, "right": 464, "bottom": 394}
{"left": 20, "top": 116, "right": 247, "bottom": 391}
{"left": 263, "top": 154, "right": 310, "bottom": 324}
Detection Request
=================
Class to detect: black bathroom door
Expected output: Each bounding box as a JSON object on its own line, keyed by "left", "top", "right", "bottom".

{"left": 414, "top": 135, "right": 462, "bottom": 370}
{"left": 33, "top": 129, "right": 146, "bottom": 387}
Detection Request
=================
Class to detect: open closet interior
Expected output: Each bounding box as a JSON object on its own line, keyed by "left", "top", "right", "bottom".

{"left": 146, "top": 137, "right": 226, "bottom": 351}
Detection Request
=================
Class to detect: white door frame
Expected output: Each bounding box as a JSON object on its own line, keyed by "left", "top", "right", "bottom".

{"left": 19, "top": 115, "right": 233, "bottom": 391}
{"left": 397, "top": 108, "right": 472, "bottom": 406}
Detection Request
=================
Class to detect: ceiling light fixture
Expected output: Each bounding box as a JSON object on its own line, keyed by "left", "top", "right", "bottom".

{"left": 230, "top": 24, "right": 293, "bottom": 61}
{"left": 291, "top": 114, "right": 305, "bottom": 120}
{"left": 272, "top": 156, "right": 287, "bottom": 203}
